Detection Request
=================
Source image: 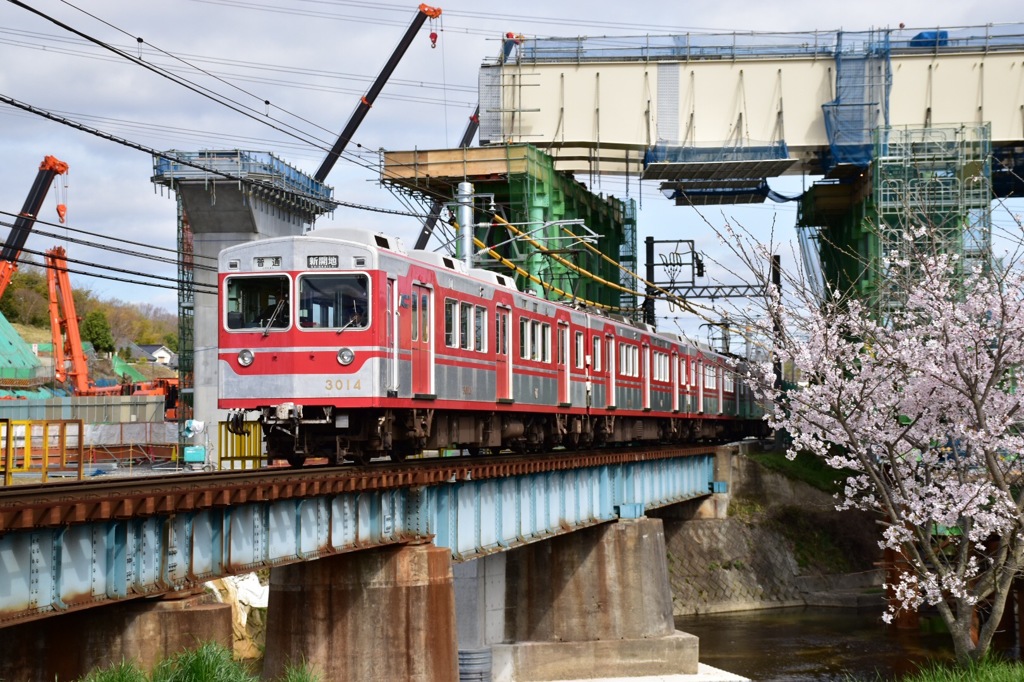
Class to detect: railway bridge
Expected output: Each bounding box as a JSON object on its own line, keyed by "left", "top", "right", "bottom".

{"left": 0, "top": 443, "right": 740, "bottom": 681}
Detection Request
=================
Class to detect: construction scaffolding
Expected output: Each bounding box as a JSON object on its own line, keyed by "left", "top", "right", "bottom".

{"left": 382, "top": 144, "right": 638, "bottom": 315}
{"left": 798, "top": 123, "right": 993, "bottom": 312}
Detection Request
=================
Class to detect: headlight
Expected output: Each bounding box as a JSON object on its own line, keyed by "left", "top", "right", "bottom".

{"left": 337, "top": 347, "right": 355, "bottom": 366}
{"left": 237, "top": 349, "right": 255, "bottom": 367}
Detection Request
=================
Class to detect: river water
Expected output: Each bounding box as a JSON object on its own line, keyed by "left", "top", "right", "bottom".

{"left": 676, "top": 606, "right": 1020, "bottom": 681}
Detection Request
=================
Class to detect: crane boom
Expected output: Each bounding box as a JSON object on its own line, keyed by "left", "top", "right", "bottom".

{"left": 45, "top": 246, "right": 121, "bottom": 397}
{"left": 314, "top": 4, "right": 442, "bottom": 183}
{"left": 0, "top": 156, "right": 68, "bottom": 299}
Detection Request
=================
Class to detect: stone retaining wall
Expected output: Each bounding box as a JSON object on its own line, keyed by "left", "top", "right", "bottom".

{"left": 658, "top": 448, "right": 883, "bottom": 616}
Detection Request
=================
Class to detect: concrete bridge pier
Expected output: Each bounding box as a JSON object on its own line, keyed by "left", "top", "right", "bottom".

{"left": 454, "top": 553, "right": 507, "bottom": 678}
{"left": 0, "top": 590, "right": 232, "bottom": 682}
{"left": 492, "top": 517, "right": 698, "bottom": 681}
{"left": 262, "top": 542, "right": 459, "bottom": 681}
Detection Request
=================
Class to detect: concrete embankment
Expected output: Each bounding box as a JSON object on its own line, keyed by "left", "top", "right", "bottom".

{"left": 656, "top": 446, "right": 883, "bottom": 616}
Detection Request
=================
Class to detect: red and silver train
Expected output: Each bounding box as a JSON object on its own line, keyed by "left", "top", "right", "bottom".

{"left": 218, "top": 227, "right": 767, "bottom": 465}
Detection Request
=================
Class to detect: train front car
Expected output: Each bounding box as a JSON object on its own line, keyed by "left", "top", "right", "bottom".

{"left": 218, "top": 228, "right": 394, "bottom": 466}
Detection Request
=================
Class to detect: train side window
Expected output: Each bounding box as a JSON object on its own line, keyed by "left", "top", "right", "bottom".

{"left": 591, "top": 335, "right": 602, "bottom": 372}
{"left": 420, "top": 293, "right": 429, "bottom": 341}
{"left": 495, "top": 311, "right": 507, "bottom": 355}
{"left": 444, "top": 299, "right": 457, "bottom": 347}
{"left": 654, "top": 351, "right": 668, "bottom": 382}
{"left": 620, "top": 344, "right": 638, "bottom": 377}
{"left": 411, "top": 293, "right": 419, "bottom": 341}
{"left": 705, "top": 364, "right": 718, "bottom": 389}
{"left": 540, "top": 323, "right": 551, "bottom": 362}
{"left": 724, "top": 370, "right": 735, "bottom": 392}
{"left": 519, "top": 317, "right": 529, "bottom": 359}
{"left": 459, "top": 302, "right": 472, "bottom": 350}
{"left": 574, "top": 331, "right": 584, "bottom": 369}
{"left": 474, "top": 306, "right": 486, "bottom": 352}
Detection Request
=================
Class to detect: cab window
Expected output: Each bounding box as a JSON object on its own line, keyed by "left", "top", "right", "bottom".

{"left": 225, "top": 275, "right": 290, "bottom": 330}
{"left": 297, "top": 273, "right": 370, "bottom": 329}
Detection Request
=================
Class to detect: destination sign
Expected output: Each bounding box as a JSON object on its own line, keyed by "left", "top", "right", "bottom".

{"left": 253, "top": 256, "right": 281, "bottom": 270}
{"left": 307, "top": 254, "right": 339, "bottom": 269}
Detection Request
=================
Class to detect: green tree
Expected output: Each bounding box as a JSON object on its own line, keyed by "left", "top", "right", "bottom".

{"left": 80, "top": 310, "right": 115, "bottom": 354}
{"left": 162, "top": 333, "right": 179, "bottom": 353}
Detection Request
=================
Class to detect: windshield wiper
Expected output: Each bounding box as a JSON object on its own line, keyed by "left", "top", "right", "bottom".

{"left": 262, "top": 299, "right": 286, "bottom": 337}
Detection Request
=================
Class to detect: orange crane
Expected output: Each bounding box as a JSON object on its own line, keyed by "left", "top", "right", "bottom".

{"left": 0, "top": 156, "right": 68, "bottom": 299}
{"left": 45, "top": 247, "right": 181, "bottom": 414}
{"left": 44, "top": 246, "right": 123, "bottom": 397}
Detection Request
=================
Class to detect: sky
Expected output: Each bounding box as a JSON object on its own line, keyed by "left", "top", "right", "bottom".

{"left": 1, "top": 0, "right": 1022, "bottom": 343}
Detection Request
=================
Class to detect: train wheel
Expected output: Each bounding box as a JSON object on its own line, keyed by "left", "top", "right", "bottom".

{"left": 285, "top": 454, "right": 305, "bottom": 468}
{"left": 390, "top": 443, "right": 414, "bottom": 462}
{"left": 465, "top": 446, "right": 481, "bottom": 457}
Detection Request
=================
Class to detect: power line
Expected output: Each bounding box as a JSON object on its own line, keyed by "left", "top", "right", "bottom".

{"left": 8, "top": 0, "right": 339, "bottom": 157}
{"left": 0, "top": 213, "right": 218, "bottom": 268}
{"left": 10, "top": 252, "right": 217, "bottom": 295}
{"left": 0, "top": 94, "right": 438, "bottom": 218}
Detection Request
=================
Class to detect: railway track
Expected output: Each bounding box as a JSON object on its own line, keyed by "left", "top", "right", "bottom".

{"left": 0, "top": 444, "right": 720, "bottom": 532}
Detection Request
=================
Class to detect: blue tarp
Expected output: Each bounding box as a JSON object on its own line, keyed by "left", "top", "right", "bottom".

{"left": 910, "top": 31, "right": 949, "bottom": 48}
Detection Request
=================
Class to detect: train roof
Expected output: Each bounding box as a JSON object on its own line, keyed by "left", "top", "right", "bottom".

{"left": 304, "top": 227, "right": 406, "bottom": 253}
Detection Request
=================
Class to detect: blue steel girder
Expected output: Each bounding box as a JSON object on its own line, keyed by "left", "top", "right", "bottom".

{"left": 0, "top": 453, "right": 713, "bottom": 627}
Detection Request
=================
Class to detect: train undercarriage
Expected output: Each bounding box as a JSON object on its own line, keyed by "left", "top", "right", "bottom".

{"left": 228, "top": 404, "right": 767, "bottom": 466}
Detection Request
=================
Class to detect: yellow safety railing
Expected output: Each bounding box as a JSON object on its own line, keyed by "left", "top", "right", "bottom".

{"left": 0, "top": 419, "right": 85, "bottom": 486}
{"left": 217, "top": 420, "right": 264, "bottom": 470}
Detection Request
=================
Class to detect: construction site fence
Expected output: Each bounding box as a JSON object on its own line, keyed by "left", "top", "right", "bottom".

{"left": 0, "top": 419, "right": 180, "bottom": 485}
{"left": 0, "top": 394, "right": 167, "bottom": 423}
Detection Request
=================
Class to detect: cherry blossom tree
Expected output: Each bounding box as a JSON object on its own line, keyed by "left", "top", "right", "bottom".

{"left": 723, "top": 223, "right": 1024, "bottom": 662}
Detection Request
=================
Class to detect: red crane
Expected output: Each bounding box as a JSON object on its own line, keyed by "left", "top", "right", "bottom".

{"left": 0, "top": 156, "right": 68, "bottom": 299}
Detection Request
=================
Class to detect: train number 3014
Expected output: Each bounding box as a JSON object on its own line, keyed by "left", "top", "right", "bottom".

{"left": 326, "top": 379, "right": 362, "bottom": 391}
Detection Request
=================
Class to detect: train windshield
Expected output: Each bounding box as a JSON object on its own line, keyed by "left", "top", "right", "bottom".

{"left": 224, "top": 275, "right": 291, "bottom": 330}
{"left": 297, "top": 273, "right": 369, "bottom": 330}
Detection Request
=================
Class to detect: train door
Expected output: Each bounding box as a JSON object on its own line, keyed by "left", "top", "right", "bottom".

{"left": 642, "top": 344, "right": 651, "bottom": 410}
{"left": 606, "top": 334, "right": 616, "bottom": 409}
{"left": 557, "top": 322, "right": 569, "bottom": 405}
{"left": 696, "top": 357, "right": 704, "bottom": 414}
{"left": 406, "top": 282, "right": 433, "bottom": 397}
{"left": 718, "top": 363, "right": 725, "bottom": 415}
{"left": 671, "top": 351, "right": 679, "bottom": 413}
{"left": 588, "top": 333, "right": 603, "bottom": 409}
{"left": 388, "top": 278, "right": 398, "bottom": 395}
{"left": 495, "top": 306, "right": 511, "bottom": 401}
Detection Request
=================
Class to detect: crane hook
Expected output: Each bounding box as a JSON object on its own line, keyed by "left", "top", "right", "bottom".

{"left": 430, "top": 31, "right": 438, "bottom": 48}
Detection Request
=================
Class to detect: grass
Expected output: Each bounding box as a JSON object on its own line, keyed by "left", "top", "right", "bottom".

{"left": 892, "top": 659, "right": 1024, "bottom": 681}
{"left": 152, "top": 642, "right": 256, "bottom": 682}
{"left": 76, "top": 642, "right": 320, "bottom": 682}
{"left": 747, "top": 448, "right": 852, "bottom": 495}
{"left": 78, "top": 661, "right": 149, "bottom": 682}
